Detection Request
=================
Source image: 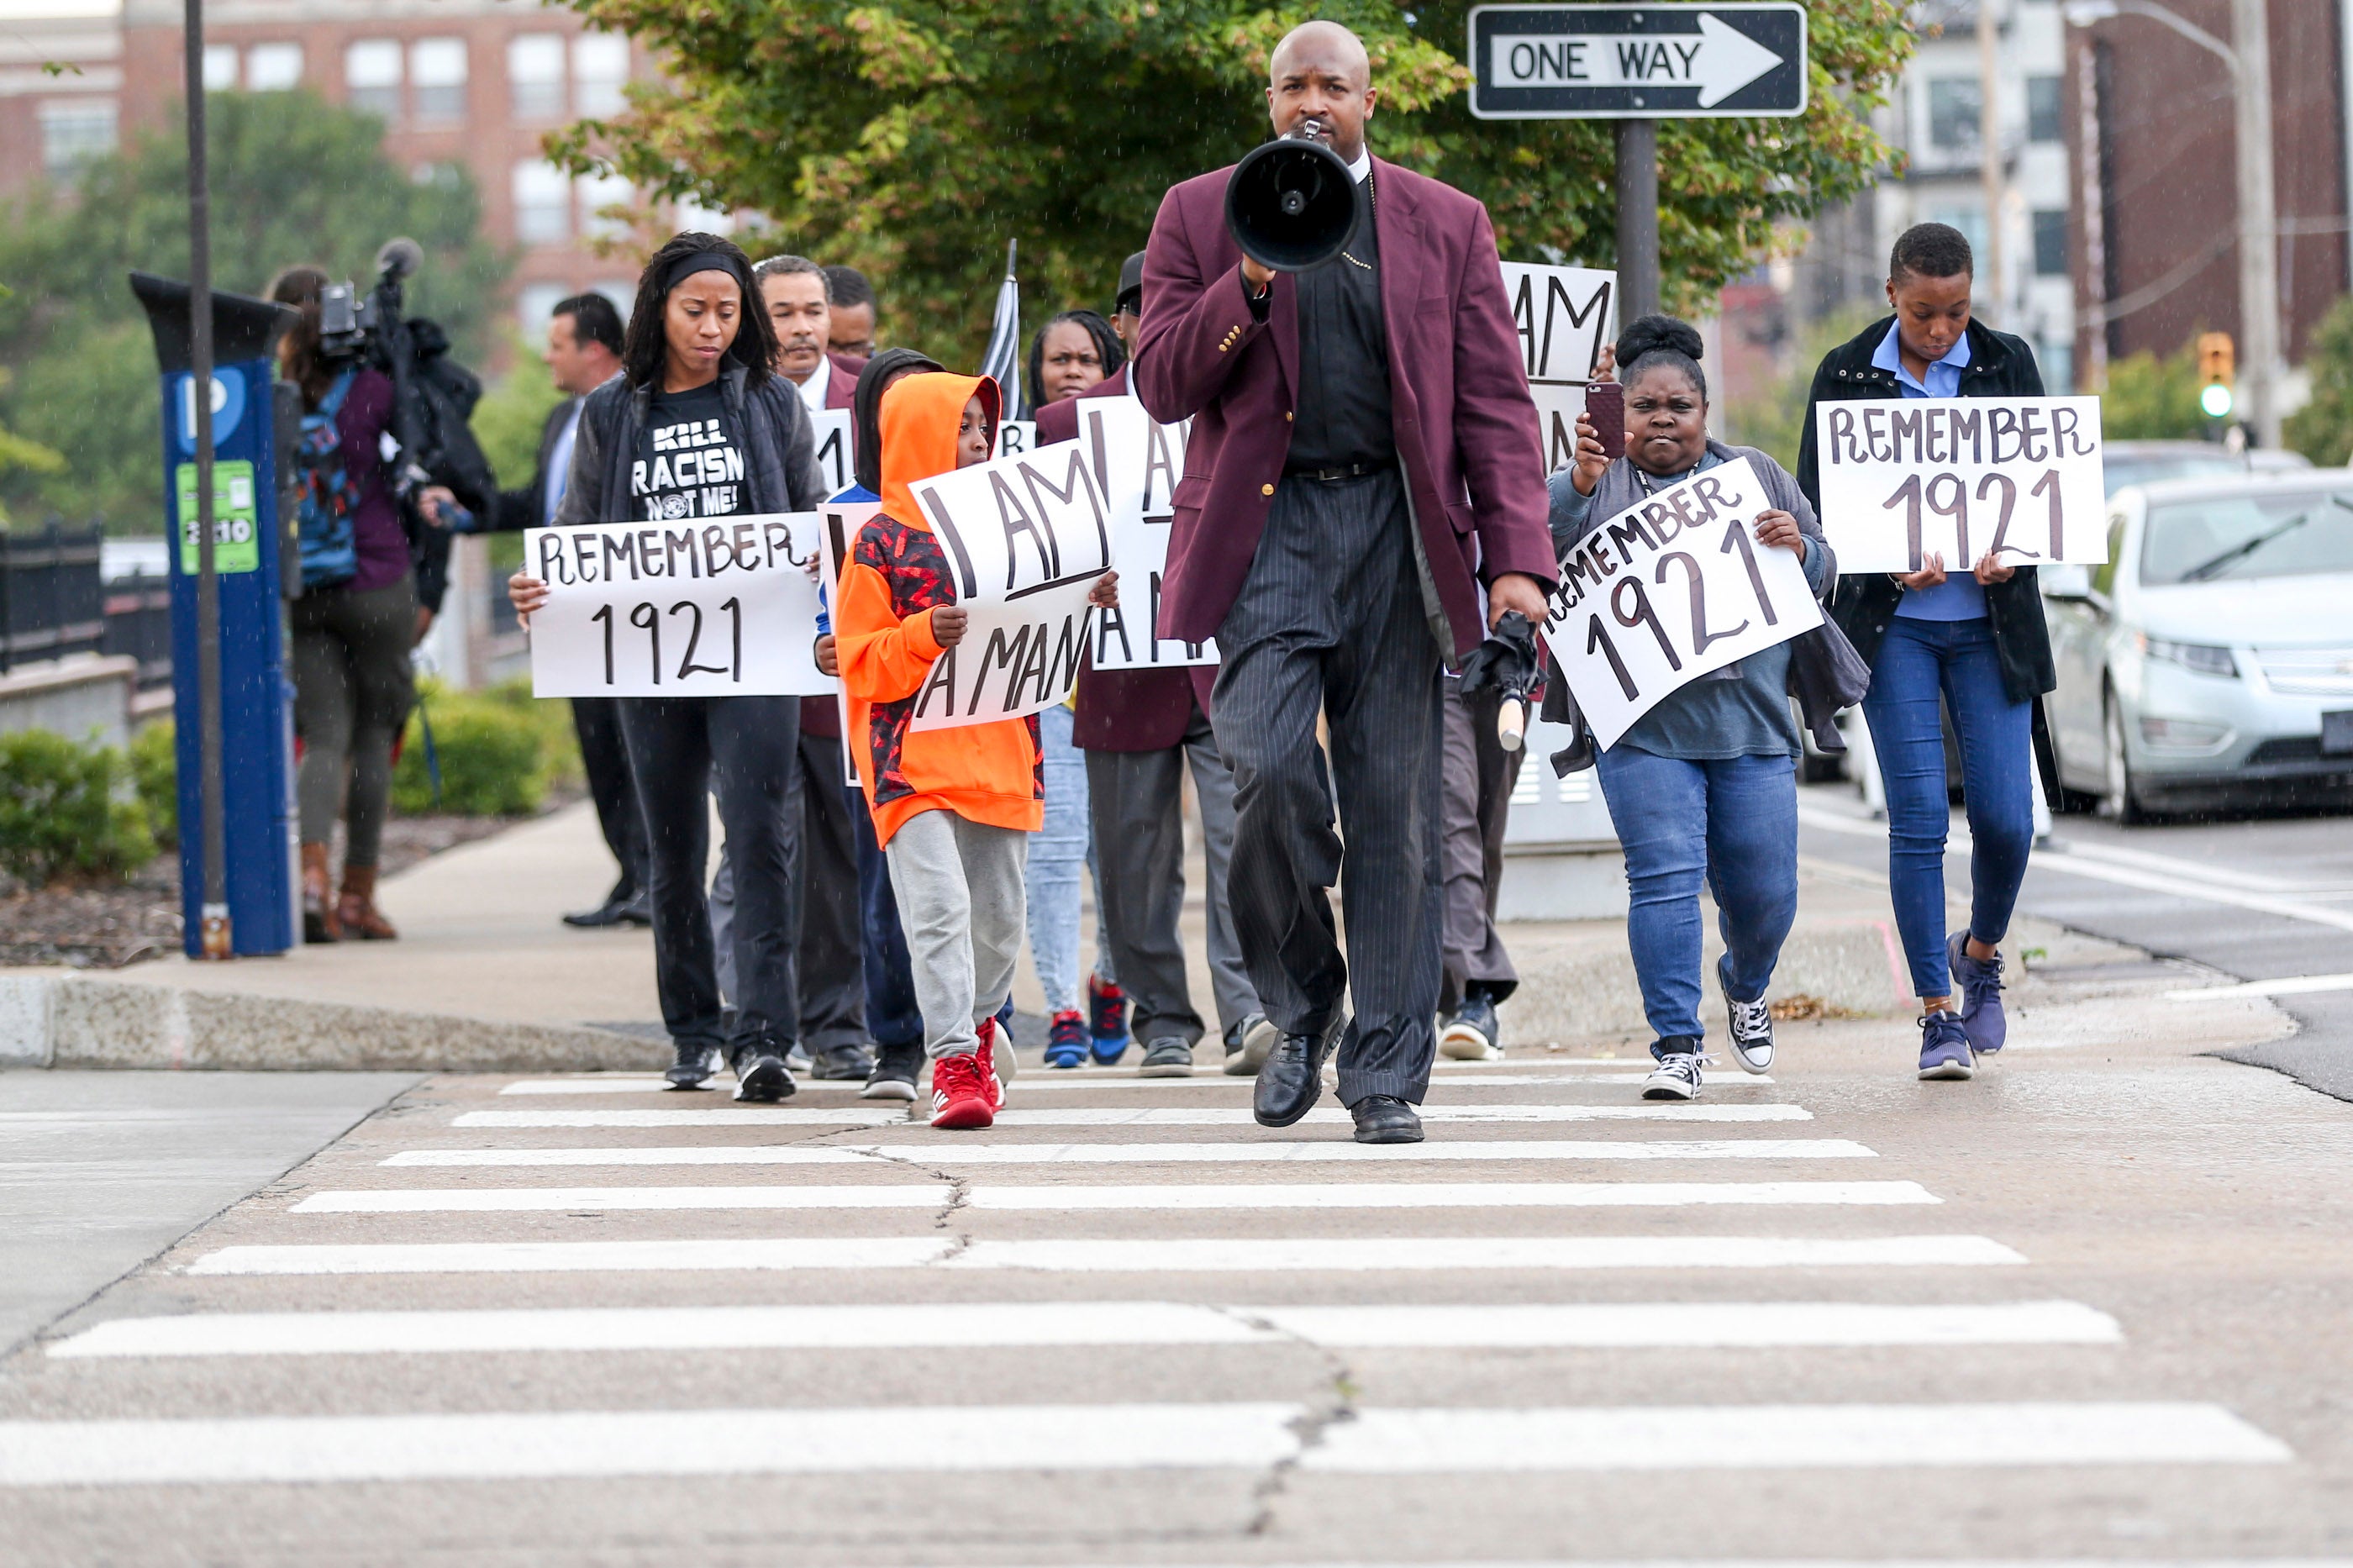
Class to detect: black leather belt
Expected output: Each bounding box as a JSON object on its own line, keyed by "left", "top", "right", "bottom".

{"left": 1288, "top": 460, "right": 1395, "bottom": 482}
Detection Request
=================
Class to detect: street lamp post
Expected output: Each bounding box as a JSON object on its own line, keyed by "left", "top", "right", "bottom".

{"left": 2063, "top": 0, "right": 2281, "bottom": 447}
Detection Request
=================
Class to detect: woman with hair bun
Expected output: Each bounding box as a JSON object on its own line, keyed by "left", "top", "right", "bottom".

{"left": 508, "top": 233, "right": 829, "bottom": 1103}
{"left": 1546, "top": 314, "right": 1860, "bottom": 1102}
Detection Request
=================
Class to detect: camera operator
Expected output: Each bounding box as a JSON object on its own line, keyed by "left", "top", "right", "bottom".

{"left": 269, "top": 262, "right": 457, "bottom": 944}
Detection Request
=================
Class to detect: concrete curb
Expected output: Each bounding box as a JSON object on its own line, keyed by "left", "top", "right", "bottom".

{"left": 0, "top": 973, "right": 663, "bottom": 1073}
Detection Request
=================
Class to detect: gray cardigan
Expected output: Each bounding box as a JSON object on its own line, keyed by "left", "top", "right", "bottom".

{"left": 1540, "top": 439, "right": 1868, "bottom": 776}
{"left": 553, "top": 364, "right": 829, "bottom": 528}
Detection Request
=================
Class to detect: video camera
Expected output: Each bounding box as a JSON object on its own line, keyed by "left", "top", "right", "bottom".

{"left": 315, "top": 237, "right": 495, "bottom": 516}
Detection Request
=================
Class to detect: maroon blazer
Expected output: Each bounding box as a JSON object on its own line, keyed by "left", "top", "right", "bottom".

{"left": 1035, "top": 366, "right": 1217, "bottom": 752}
{"left": 1134, "top": 158, "right": 1554, "bottom": 660}
{"left": 803, "top": 350, "right": 868, "bottom": 739}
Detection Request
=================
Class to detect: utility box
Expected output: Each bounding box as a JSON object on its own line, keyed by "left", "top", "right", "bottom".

{"left": 129, "top": 272, "right": 300, "bottom": 957}
{"left": 1498, "top": 708, "right": 1627, "bottom": 921}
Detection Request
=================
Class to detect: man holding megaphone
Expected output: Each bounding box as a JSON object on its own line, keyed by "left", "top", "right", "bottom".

{"left": 1133, "top": 20, "right": 1554, "bottom": 1145}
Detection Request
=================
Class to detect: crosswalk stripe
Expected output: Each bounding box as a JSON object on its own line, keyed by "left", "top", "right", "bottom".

{"left": 289, "top": 1181, "right": 1937, "bottom": 1215}
{"left": 1304, "top": 1402, "right": 2292, "bottom": 1470}
{"left": 290, "top": 1185, "right": 953, "bottom": 1213}
{"left": 0, "top": 1400, "right": 2282, "bottom": 1485}
{"left": 46, "top": 1300, "right": 2124, "bottom": 1360}
{"left": 382, "top": 1139, "right": 1878, "bottom": 1169}
{"left": 450, "top": 1104, "right": 1812, "bottom": 1129}
{"left": 186, "top": 1234, "right": 2024, "bottom": 1277}
{"left": 495, "top": 1072, "right": 1775, "bottom": 1094}
{"left": 0, "top": 1403, "right": 1303, "bottom": 1486}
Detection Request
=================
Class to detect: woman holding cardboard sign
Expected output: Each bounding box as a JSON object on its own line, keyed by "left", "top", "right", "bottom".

{"left": 1546, "top": 316, "right": 1859, "bottom": 1103}
{"left": 1796, "top": 223, "right": 2053, "bottom": 1083}
{"left": 509, "top": 232, "right": 830, "bottom": 1104}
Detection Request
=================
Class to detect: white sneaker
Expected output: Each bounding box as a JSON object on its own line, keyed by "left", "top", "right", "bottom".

{"left": 1641, "top": 1050, "right": 1705, "bottom": 1101}
{"left": 1436, "top": 992, "right": 1504, "bottom": 1061}
{"left": 785, "top": 1044, "right": 813, "bottom": 1075}
{"left": 1724, "top": 996, "right": 1775, "bottom": 1074}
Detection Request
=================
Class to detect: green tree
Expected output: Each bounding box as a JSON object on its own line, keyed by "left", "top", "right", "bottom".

{"left": 2098, "top": 339, "right": 2210, "bottom": 442}
{"left": 551, "top": 0, "right": 1912, "bottom": 367}
{"left": 0, "top": 89, "right": 510, "bottom": 527}
{"left": 2286, "top": 293, "right": 2353, "bottom": 467}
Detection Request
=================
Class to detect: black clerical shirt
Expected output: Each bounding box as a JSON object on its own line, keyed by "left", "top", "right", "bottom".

{"left": 1278, "top": 171, "right": 1394, "bottom": 473}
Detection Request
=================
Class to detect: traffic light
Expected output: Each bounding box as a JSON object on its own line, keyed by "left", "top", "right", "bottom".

{"left": 2198, "top": 331, "right": 2235, "bottom": 419}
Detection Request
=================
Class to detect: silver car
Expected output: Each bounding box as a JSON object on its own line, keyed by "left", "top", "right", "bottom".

{"left": 2043, "top": 470, "right": 2353, "bottom": 818}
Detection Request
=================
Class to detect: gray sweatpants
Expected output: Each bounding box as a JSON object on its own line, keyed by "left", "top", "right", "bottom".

{"left": 885, "top": 807, "right": 1028, "bottom": 1061}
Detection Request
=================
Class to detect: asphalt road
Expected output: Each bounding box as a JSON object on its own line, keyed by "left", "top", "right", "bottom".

{"left": 1797, "top": 781, "right": 2353, "bottom": 1099}
{"left": 0, "top": 962, "right": 2343, "bottom": 1565}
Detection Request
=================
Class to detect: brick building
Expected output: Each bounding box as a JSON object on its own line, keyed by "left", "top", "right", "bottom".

{"left": 2067, "top": 0, "right": 2350, "bottom": 385}
{"left": 2, "top": 0, "right": 656, "bottom": 334}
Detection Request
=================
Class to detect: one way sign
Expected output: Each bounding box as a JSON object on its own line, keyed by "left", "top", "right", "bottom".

{"left": 1468, "top": 3, "right": 1808, "bottom": 120}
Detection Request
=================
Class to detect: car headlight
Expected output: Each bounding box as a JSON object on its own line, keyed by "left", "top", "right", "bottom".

{"left": 2137, "top": 634, "right": 2238, "bottom": 677}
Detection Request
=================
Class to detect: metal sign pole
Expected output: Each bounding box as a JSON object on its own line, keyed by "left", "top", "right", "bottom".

{"left": 183, "top": 0, "right": 230, "bottom": 959}
{"left": 1614, "top": 118, "right": 1660, "bottom": 321}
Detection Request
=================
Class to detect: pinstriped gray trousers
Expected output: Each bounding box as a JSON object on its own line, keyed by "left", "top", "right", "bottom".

{"left": 1210, "top": 467, "right": 1445, "bottom": 1106}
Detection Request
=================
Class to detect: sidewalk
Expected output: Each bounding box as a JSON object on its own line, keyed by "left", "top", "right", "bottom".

{"left": 4, "top": 796, "right": 2282, "bottom": 1071}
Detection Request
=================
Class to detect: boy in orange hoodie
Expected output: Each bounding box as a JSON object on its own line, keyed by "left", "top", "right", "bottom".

{"left": 835, "top": 372, "right": 1117, "bottom": 1128}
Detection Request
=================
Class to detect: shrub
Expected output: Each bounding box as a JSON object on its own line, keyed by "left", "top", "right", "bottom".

{"left": 0, "top": 729, "right": 155, "bottom": 885}
{"left": 391, "top": 680, "right": 577, "bottom": 817}
{"left": 130, "top": 720, "right": 177, "bottom": 848}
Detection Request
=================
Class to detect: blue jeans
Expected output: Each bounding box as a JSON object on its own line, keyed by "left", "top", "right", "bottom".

{"left": 1594, "top": 747, "right": 1799, "bottom": 1052}
{"left": 1025, "top": 704, "right": 1110, "bottom": 1013}
{"left": 1861, "top": 615, "right": 2035, "bottom": 1000}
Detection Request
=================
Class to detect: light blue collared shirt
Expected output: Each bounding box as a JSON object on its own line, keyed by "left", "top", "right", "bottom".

{"left": 1873, "top": 321, "right": 1986, "bottom": 619}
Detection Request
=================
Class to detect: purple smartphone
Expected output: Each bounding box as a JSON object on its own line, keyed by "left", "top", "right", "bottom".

{"left": 1584, "top": 381, "right": 1625, "bottom": 460}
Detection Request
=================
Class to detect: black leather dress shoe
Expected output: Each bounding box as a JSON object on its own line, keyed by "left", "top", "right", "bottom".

{"left": 1350, "top": 1095, "right": 1424, "bottom": 1144}
{"left": 1252, "top": 1013, "right": 1345, "bottom": 1128}
{"left": 561, "top": 897, "right": 631, "bottom": 929}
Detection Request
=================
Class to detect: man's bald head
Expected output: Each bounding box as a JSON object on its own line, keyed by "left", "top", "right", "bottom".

{"left": 1266, "top": 19, "right": 1377, "bottom": 161}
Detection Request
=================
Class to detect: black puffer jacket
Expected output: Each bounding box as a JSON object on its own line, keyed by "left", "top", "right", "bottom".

{"left": 1797, "top": 315, "right": 2056, "bottom": 703}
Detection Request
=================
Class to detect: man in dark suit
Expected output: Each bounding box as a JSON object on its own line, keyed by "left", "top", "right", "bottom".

{"left": 487, "top": 293, "right": 645, "bottom": 929}
{"left": 705, "top": 255, "right": 874, "bottom": 1078}
{"left": 1038, "top": 254, "right": 1273, "bottom": 1081}
{"left": 1134, "top": 20, "right": 1555, "bottom": 1143}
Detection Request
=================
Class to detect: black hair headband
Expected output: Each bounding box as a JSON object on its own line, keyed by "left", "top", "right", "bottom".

{"left": 663, "top": 250, "right": 743, "bottom": 293}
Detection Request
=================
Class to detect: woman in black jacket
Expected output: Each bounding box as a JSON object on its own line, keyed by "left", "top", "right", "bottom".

{"left": 511, "top": 233, "right": 829, "bottom": 1101}
{"left": 1797, "top": 223, "right": 2053, "bottom": 1084}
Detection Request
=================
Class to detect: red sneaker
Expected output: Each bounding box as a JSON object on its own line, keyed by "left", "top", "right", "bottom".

{"left": 929, "top": 1049, "right": 995, "bottom": 1129}
{"left": 975, "top": 1016, "right": 1008, "bottom": 1113}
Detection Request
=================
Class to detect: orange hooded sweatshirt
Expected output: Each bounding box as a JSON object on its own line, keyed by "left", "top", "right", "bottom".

{"left": 835, "top": 371, "right": 1044, "bottom": 847}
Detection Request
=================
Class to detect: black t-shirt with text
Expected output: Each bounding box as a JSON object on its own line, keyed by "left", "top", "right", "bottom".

{"left": 632, "top": 381, "right": 750, "bottom": 521}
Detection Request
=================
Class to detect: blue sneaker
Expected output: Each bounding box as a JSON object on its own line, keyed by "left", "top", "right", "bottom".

{"left": 1948, "top": 932, "right": 2008, "bottom": 1055}
{"left": 1044, "top": 1009, "right": 1089, "bottom": 1069}
{"left": 1917, "top": 1010, "right": 1975, "bottom": 1081}
{"left": 1087, "top": 972, "right": 1130, "bottom": 1065}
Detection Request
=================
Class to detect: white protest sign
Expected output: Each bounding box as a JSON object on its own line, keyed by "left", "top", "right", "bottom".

{"left": 819, "top": 498, "right": 880, "bottom": 781}
{"left": 1501, "top": 260, "right": 1617, "bottom": 472}
{"left": 809, "top": 408, "right": 855, "bottom": 496}
{"left": 907, "top": 441, "right": 1112, "bottom": 729}
{"left": 1811, "top": 395, "right": 2107, "bottom": 573}
{"left": 1075, "top": 397, "right": 1216, "bottom": 671}
{"left": 1545, "top": 455, "right": 1822, "bottom": 750}
{"left": 993, "top": 419, "right": 1040, "bottom": 460}
{"left": 528, "top": 513, "right": 831, "bottom": 698}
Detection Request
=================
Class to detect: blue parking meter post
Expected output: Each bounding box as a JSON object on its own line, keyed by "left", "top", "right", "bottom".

{"left": 129, "top": 273, "right": 302, "bottom": 957}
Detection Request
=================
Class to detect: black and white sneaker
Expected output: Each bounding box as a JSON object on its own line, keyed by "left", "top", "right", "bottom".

{"left": 1437, "top": 987, "right": 1504, "bottom": 1061}
{"left": 665, "top": 1041, "right": 722, "bottom": 1090}
{"left": 1139, "top": 1038, "right": 1195, "bottom": 1077}
{"left": 861, "top": 1041, "right": 923, "bottom": 1102}
{"left": 731, "top": 1048, "right": 796, "bottom": 1103}
{"left": 1223, "top": 1013, "right": 1280, "bottom": 1076}
{"left": 1641, "top": 1041, "right": 1707, "bottom": 1101}
{"left": 784, "top": 1043, "right": 814, "bottom": 1075}
{"left": 1724, "top": 995, "right": 1775, "bottom": 1074}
